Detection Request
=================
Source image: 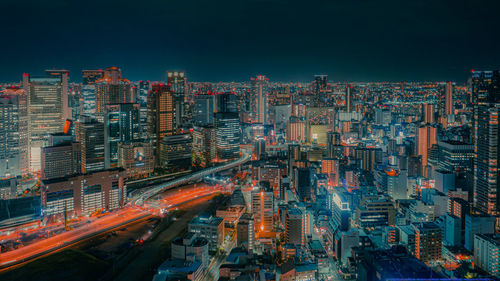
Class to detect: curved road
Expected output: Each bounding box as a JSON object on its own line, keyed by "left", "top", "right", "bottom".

{"left": 130, "top": 152, "right": 251, "bottom": 205}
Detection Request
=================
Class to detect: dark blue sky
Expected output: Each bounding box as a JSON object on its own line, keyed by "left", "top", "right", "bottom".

{"left": 1, "top": 0, "right": 499, "bottom": 83}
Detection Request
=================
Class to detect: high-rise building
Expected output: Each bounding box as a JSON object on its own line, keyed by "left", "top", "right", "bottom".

{"left": 445, "top": 81, "right": 454, "bottom": 116}
{"left": 82, "top": 69, "right": 104, "bottom": 85}
{"left": 251, "top": 186, "right": 274, "bottom": 233}
{"left": 78, "top": 118, "right": 105, "bottom": 173}
{"left": 422, "top": 103, "right": 436, "bottom": 124}
{"left": 94, "top": 67, "right": 133, "bottom": 121}
{"left": 188, "top": 214, "right": 224, "bottom": 253}
{"left": 0, "top": 87, "right": 29, "bottom": 177}
{"left": 237, "top": 213, "right": 254, "bottom": 251}
{"left": 346, "top": 84, "right": 352, "bottom": 113}
{"left": 473, "top": 70, "right": 500, "bottom": 216}
{"left": 254, "top": 75, "right": 268, "bottom": 124}
{"left": 23, "top": 73, "right": 68, "bottom": 171}
{"left": 215, "top": 112, "right": 240, "bottom": 161}
{"left": 313, "top": 75, "right": 328, "bottom": 94}
{"left": 416, "top": 124, "right": 438, "bottom": 172}
{"left": 464, "top": 213, "right": 495, "bottom": 252}
{"left": 104, "top": 103, "right": 141, "bottom": 168}
{"left": 167, "top": 71, "right": 186, "bottom": 126}
{"left": 287, "top": 116, "right": 306, "bottom": 143}
{"left": 193, "top": 94, "right": 214, "bottom": 126}
{"left": 192, "top": 126, "right": 216, "bottom": 168}
{"left": 45, "top": 69, "right": 71, "bottom": 121}
{"left": 413, "top": 222, "right": 442, "bottom": 263}
{"left": 295, "top": 168, "right": 311, "bottom": 202}
{"left": 215, "top": 93, "right": 238, "bottom": 114}
{"left": 285, "top": 208, "right": 305, "bottom": 245}
{"left": 147, "top": 83, "right": 176, "bottom": 166}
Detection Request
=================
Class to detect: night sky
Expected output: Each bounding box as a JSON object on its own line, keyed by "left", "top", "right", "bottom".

{"left": 1, "top": 0, "right": 500, "bottom": 83}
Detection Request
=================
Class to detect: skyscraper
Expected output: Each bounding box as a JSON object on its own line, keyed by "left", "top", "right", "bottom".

{"left": 82, "top": 69, "right": 104, "bottom": 85}
{"left": 422, "top": 103, "right": 436, "bottom": 124}
{"left": 285, "top": 208, "right": 305, "bottom": 245}
{"left": 94, "top": 67, "right": 133, "bottom": 121}
{"left": 78, "top": 118, "right": 105, "bottom": 173}
{"left": 251, "top": 186, "right": 274, "bottom": 233}
{"left": 193, "top": 94, "right": 214, "bottom": 126}
{"left": 214, "top": 93, "right": 240, "bottom": 161}
{"left": 104, "top": 103, "right": 141, "bottom": 168}
{"left": 473, "top": 70, "right": 500, "bottom": 216}
{"left": 416, "top": 124, "right": 437, "bottom": 173}
{"left": 445, "top": 81, "right": 454, "bottom": 116}
{"left": 167, "top": 71, "right": 186, "bottom": 126}
{"left": 254, "top": 75, "right": 268, "bottom": 124}
{"left": 23, "top": 72, "right": 67, "bottom": 171}
{"left": 147, "top": 83, "right": 176, "bottom": 166}
{"left": 0, "top": 87, "right": 29, "bottom": 177}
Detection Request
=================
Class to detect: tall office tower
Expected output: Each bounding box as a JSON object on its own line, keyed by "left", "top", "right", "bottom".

{"left": 413, "top": 222, "right": 443, "bottom": 263}
{"left": 215, "top": 93, "right": 238, "bottom": 113}
{"left": 78, "top": 118, "right": 105, "bottom": 173}
{"left": 345, "top": 84, "right": 351, "bottom": 113}
{"left": 327, "top": 131, "right": 341, "bottom": 158}
{"left": 416, "top": 124, "right": 438, "bottom": 172}
{"left": 254, "top": 75, "right": 268, "bottom": 124}
{"left": 215, "top": 112, "right": 240, "bottom": 161}
{"left": 285, "top": 208, "right": 305, "bottom": 245}
{"left": 192, "top": 126, "right": 216, "bottom": 168}
{"left": 295, "top": 168, "right": 312, "bottom": 202}
{"left": 445, "top": 81, "right": 454, "bottom": 116}
{"left": 251, "top": 186, "right": 274, "bottom": 233}
{"left": 422, "top": 103, "right": 436, "bottom": 123}
{"left": 313, "top": 74, "right": 328, "bottom": 94}
{"left": 82, "top": 69, "right": 104, "bottom": 85}
{"left": 194, "top": 94, "right": 215, "bottom": 126}
{"left": 23, "top": 73, "right": 67, "bottom": 171}
{"left": 473, "top": 70, "right": 500, "bottom": 216}
{"left": 104, "top": 103, "right": 141, "bottom": 168}
{"left": 94, "top": 67, "right": 133, "bottom": 121}
{"left": 214, "top": 92, "right": 240, "bottom": 161}
{"left": 288, "top": 144, "right": 301, "bottom": 177}
{"left": 147, "top": 83, "right": 176, "bottom": 166}
{"left": 167, "top": 71, "right": 186, "bottom": 126}
{"left": 237, "top": 213, "right": 254, "bottom": 251}
{"left": 0, "top": 87, "right": 29, "bottom": 177}
{"left": 45, "top": 70, "right": 71, "bottom": 121}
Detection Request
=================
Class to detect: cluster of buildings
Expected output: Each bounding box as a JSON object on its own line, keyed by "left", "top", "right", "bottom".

{"left": 2, "top": 67, "right": 500, "bottom": 279}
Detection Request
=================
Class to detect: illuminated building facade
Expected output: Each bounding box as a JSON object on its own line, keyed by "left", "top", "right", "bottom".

{"left": 0, "top": 87, "right": 29, "bottom": 177}
{"left": 251, "top": 186, "right": 274, "bottom": 233}
{"left": 104, "top": 103, "right": 141, "bottom": 168}
{"left": 23, "top": 73, "right": 67, "bottom": 171}
{"left": 94, "top": 67, "right": 133, "bottom": 121}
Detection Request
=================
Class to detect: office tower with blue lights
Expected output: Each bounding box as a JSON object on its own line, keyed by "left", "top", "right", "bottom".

{"left": 104, "top": 103, "right": 141, "bottom": 169}
{"left": 215, "top": 93, "right": 240, "bottom": 161}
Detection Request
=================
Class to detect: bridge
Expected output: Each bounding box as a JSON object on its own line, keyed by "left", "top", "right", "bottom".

{"left": 129, "top": 152, "right": 251, "bottom": 205}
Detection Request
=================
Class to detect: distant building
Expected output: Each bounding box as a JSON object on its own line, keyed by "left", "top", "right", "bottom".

{"left": 94, "top": 67, "right": 133, "bottom": 121}
{"left": 193, "top": 94, "right": 214, "bottom": 126}
{"left": 215, "top": 112, "right": 240, "bottom": 161}
{"left": 78, "top": 118, "right": 105, "bottom": 173}
{"left": 192, "top": 126, "right": 216, "bottom": 168}
{"left": 41, "top": 141, "right": 80, "bottom": 180}
{"left": 251, "top": 186, "right": 274, "bottom": 233}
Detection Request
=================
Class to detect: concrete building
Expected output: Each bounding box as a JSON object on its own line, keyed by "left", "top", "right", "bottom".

{"left": 188, "top": 214, "right": 224, "bottom": 253}
{"left": 171, "top": 232, "right": 210, "bottom": 268}
{"left": 473, "top": 233, "right": 500, "bottom": 278}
